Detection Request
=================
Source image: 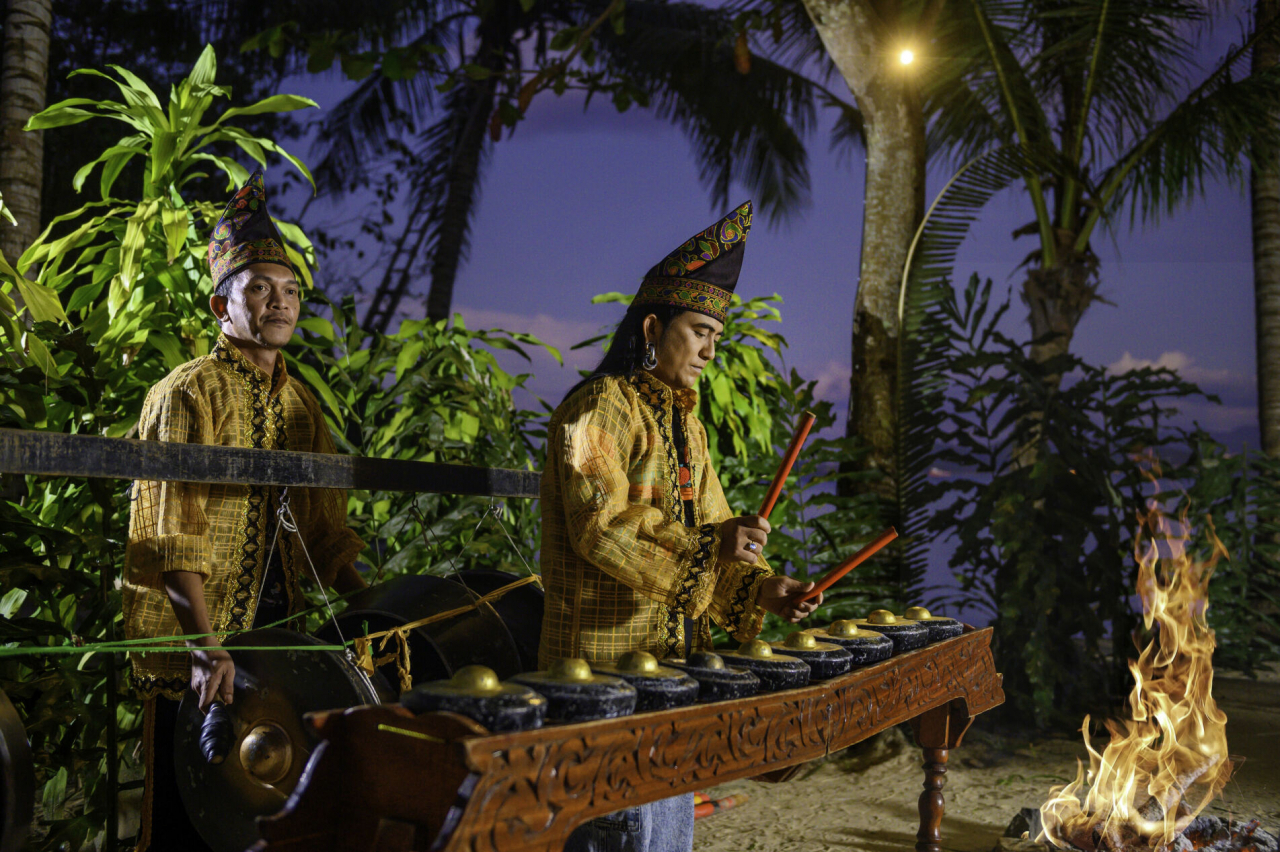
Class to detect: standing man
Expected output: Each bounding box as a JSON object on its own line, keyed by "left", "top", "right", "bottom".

{"left": 540, "top": 201, "right": 821, "bottom": 852}
{"left": 122, "top": 170, "right": 366, "bottom": 851}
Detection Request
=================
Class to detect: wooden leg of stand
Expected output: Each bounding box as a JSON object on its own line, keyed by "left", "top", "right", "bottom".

{"left": 915, "top": 746, "right": 949, "bottom": 852}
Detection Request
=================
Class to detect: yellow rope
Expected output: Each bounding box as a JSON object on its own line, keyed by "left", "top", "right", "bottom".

{"left": 352, "top": 574, "right": 543, "bottom": 690}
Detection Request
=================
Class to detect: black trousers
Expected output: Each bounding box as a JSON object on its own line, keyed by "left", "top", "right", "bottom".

{"left": 138, "top": 695, "right": 214, "bottom": 852}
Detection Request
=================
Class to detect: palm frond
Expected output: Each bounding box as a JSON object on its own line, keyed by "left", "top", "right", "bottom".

{"left": 308, "top": 73, "right": 416, "bottom": 197}
{"left": 590, "top": 0, "right": 817, "bottom": 221}
{"left": 1091, "top": 28, "right": 1280, "bottom": 231}
{"left": 896, "top": 145, "right": 1030, "bottom": 601}
{"left": 1029, "top": 0, "right": 1204, "bottom": 156}
{"left": 725, "top": 0, "right": 840, "bottom": 86}
{"left": 967, "top": 0, "right": 1055, "bottom": 152}
{"left": 823, "top": 89, "right": 865, "bottom": 165}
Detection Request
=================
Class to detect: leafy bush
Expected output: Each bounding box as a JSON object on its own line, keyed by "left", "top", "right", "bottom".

{"left": 288, "top": 295, "right": 553, "bottom": 612}
{"left": 922, "top": 275, "right": 1253, "bottom": 727}
{"left": 0, "top": 47, "right": 550, "bottom": 851}
{"left": 1175, "top": 433, "right": 1280, "bottom": 674}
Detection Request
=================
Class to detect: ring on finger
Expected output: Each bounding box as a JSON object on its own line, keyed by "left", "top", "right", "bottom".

{"left": 746, "top": 541, "right": 758, "bottom": 552}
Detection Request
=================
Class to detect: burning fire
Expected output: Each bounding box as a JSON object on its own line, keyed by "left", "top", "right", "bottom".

{"left": 1040, "top": 501, "right": 1232, "bottom": 851}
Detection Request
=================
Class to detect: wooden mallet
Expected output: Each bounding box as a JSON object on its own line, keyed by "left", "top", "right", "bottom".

{"left": 798, "top": 527, "right": 899, "bottom": 603}
{"left": 758, "top": 410, "right": 817, "bottom": 520}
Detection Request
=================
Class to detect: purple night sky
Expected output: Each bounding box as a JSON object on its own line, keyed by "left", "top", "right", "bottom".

{"left": 276, "top": 80, "right": 1256, "bottom": 451}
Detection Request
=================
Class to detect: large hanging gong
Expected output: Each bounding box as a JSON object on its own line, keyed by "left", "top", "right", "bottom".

{"left": 317, "top": 574, "right": 524, "bottom": 691}
{"left": 0, "top": 689, "right": 32, "bottom": 852}
{"left": 174, "top": 628, "right": 387, "bottom": 852}
{"left": 455, "top": 569, "right": 544, "bottom": 673}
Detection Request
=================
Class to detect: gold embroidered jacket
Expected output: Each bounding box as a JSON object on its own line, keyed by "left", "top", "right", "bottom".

{"left": 539, "top": 371, "right": 772, "bottom": 666}
{"left": 123, "top": 335, "right": 365, "bottom": 698}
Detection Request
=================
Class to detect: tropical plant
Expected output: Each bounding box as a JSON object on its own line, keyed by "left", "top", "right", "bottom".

{"left": 288, "top": 294, "right": 554, "bottom": 604}
{"left": 0, "top": 45, "right": 552, "bottom": 851}
{"left": 1175, "top": 432, "right": 1280, "bottom": 674}
{"left": 932, "top": 0, "right": 1280, "bottom": 381}
{"left": 920, "top": 275, "right": 1223, "bottom": 726}
{"left": 243, "top": 0, "right": 818, "bottom": 329}
{"left": 41, "top": 0, "right": 298, "bottom": 231}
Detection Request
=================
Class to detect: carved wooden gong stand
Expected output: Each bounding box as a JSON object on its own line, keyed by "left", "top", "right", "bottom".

{"left": 254, "top": 627, "right": 1003, "bottom": 852}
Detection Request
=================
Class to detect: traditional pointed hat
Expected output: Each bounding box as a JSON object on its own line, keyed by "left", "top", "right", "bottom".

{"left": 632, "top": 200, "right": 752, "bottom": 324}
{"left": 207, "top": 169, "right": 293, "bottom": 289}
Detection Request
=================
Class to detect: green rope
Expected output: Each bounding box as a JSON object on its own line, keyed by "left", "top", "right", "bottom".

{"left": 0, "top": 643, "right": 348, "bottom": 657}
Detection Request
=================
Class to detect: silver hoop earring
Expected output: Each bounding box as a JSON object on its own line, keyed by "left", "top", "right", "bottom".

{"left": 642, "top": 342, "right": 658, "bottom": 371}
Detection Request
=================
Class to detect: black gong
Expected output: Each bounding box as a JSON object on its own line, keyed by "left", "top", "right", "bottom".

{"left": 174, "top": 628, "right": 387, "bottom": 852}
{"left": 317, "top": 573, "right": 525, "bottom": 692}
{"left": 0, "top": 689, "right": 33, "bottom": 852}
{"left": 455, "top": 569, "right": 544, "bottom": 673}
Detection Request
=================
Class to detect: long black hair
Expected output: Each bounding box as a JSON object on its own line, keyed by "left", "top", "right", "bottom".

{"left": 564, "top": 303, "right": 685, "bottom": 401}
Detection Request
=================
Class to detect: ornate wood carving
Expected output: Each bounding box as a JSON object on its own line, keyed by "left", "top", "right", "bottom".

{"left": 257, "top": 628, "right": 1004, "bottom": 852}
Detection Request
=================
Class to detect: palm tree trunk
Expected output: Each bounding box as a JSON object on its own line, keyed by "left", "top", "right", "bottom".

{"left": 800, "top": 0, "right": 927, "bottom": 500}
{"left": 1023, "top": 254, "right": 1097, "bottom": 378}
{"left": 1254, "top": 0, "right": 1280, "bottom": 457}
{"left": 424, "top": 71, "right": 499, "bottom": 322}
{"left": 0, "top": 0, "right": 52, "bottom": 263}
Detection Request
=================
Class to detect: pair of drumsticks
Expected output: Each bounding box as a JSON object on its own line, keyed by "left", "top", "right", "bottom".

{"left": 755, "top": 411, "right": 897, "bottom": 604}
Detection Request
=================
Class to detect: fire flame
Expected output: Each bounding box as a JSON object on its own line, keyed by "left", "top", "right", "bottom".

{"left": 1040, "top": 501, "right": 1232, "bottom": 851}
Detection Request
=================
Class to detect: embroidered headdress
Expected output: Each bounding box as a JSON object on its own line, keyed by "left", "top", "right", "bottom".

{"left": 207, "top": 169, "right": 293, "bottom": 289}
{"left": 632, "top": 200, "right": 752, "bottom": 324}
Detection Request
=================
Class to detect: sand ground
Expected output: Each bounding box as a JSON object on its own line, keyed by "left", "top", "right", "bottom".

{"left": 693, "top": 669, "right": 1280, "bottom": 852}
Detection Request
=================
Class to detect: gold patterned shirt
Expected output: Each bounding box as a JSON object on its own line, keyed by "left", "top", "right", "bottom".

{"left": 122, "top": 334, "right": 364, "bottom": 698}
{"left": 538, "top": 371, "right": 772, "bottom": 667}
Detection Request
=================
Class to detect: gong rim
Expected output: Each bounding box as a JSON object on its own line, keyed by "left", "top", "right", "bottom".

{"left": 454, "top": 569, "right": 544, "bottom": 673}
{"left": 0, "top": 688, "right": 33, "bottom": 852}
{"left": 174, "top": 628, "right": 384, "bottom": 852}
{"left": 317, "top": 574, "right": 524, "bottom": 690}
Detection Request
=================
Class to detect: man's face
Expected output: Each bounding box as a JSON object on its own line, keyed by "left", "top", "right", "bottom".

{"left": 211, "top": 263, "right": 300, "bottom": 349}
{"left": 648, "top": 311, "right": 725, "bottom": 390}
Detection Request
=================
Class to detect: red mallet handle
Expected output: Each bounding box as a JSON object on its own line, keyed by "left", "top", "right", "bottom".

{"left": 799, "top": 527, "right": 899, "bottom": 602}
{"left": 758, "top": 410, "right": 817, "bottom": 520}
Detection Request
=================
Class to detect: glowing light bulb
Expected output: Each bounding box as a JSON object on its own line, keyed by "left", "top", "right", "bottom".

{"left": 899, "top": 49, "right": 915, "bottom": 65}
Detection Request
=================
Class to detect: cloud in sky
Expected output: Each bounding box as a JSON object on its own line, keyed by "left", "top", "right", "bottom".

{"left": 1105, "top": 350, "right": 1251, "bottom": 392}
{"left": 455, "top": 303, "right": 609, "bottom": 404}
{"left": 457, "top": 304, "right": 603, "bottom": 362}
{"left": 810, "top": 359, "right": 852, "bottom": 405}
{"left": 1103, "top": 350, "right": 1257, "bottom": 445}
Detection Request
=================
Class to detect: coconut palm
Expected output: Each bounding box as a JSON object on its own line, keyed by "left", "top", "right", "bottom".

{"left": 1254, "top": 0, "right": 1280, "bottom": 457}
{"left": 0, "top": 0, "right": 54, "bottom": 262}
{"left": 934, "top": 0, "right": 1280, "bottom": 382}
{"left": 722, "top": 0, "right": 997, "bottom": 519}
{"left": 254, "top": 0, "right": 819, "bottom": 330}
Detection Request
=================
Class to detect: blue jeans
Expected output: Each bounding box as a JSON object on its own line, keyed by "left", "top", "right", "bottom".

{"left": 564, "top": 794, "right": 694, "bottom": 852}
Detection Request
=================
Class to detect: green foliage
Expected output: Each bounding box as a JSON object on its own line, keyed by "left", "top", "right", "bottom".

{"left": 0, "top": 46, "right": 549, "bottom": 851}
{"left": 288, "top": 296, "right": 553, "bottom": 609}
{"left": 926, "top": 275, "right": 1220, "bottom": 727}
{"left": 1175, "top": 434, "right": 1280, "bottom": 674}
